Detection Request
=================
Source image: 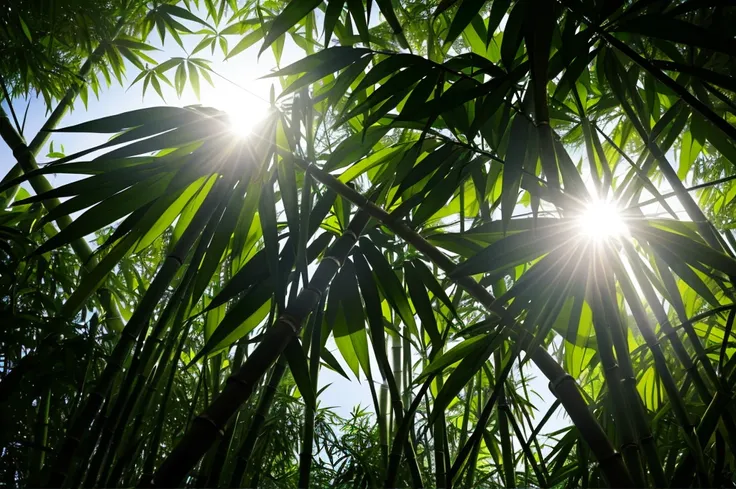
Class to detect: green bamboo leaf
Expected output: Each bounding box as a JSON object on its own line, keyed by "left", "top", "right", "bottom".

{"left": 324, "top": 126, "right": 391, "bottom": 171}
{"left": 191, "top": 36, "right": 214, "bottom": 56}
{"left": 175, "top": 62, "right": 186, "bottom": 96}
{"left": 451, "top": 224, "right": 573, "bottom": 278}
{"left": 646, "top": 242, "right": 721, "bottom": 308}
{"left": 260, "top": 0, "right": 321, "bottom": 54}
{"left": 158, "top": 4, "right": 211, "bottom": 27}
{"left": 284, "top": 338, "right": 316, "bottom": 408}
{"left": 346, "top": 0, "right": 370, "bottom": 44}
{"left": 652, "top": 60, "right": 736, "bottom": 94}
{"left": 61, "top": 232, "right": 139, "bottom": 317}
{"left": 410, "top": 259, "right": 458, "bottom": 320}
{"left": 444, "top": 0, "right": 486, "bottom": 47}
{"left": 340, "top": 65, "right": 432, "bottom": 123}
{"left": 324, "top": 0, "right": 347, "bottom": 46}
{"left": 429, "top": 334, "right": 500, "bottom": 423}
{"left": 18, "top": 15, "right": 32, "bottom": 41}
{"left": 404, "top": 262, "right": 440, "bottom": 345}
{"left": 34, "top": 174, "right": 173, "bottom": 255}
{"left": 187, "top": 62, "right": 200, "bottom": 99}
{"left": 225, "top": 27, "right": 264, "bottom": 59}
{"left": 484, "top": 0, "right": 512, "bottom": 46}
{"left": 190, "top": 184, "right": 246, "bottom": 305}
{"left": 192, "top": 280, "right": 274, "bottom": 363}
{"left": 417, "top": 335, "right": 491, "bottom": 382}
{"left": 113, "top": 38, "right": 159, "bottom": 51}
{"left": 259, "top": 177, "right": 283, "bottom": 310}
{"left": 358, "top": 237, "right": 417, "bottom": 336}
{"left": 614, "top": 15, "right": 736, "bottom": 57}
{"left": 277, "top": 154, "right": 300, "bottom": 246}
{"left": 500, "top": 0, "right": 527, "bottom": 68}
{"left": 374, "top": 0, "right": 408, "bottom": 47}
{"left": 321, "top": 347, "right": 350, "bottom": 380}
{"left": 333, "top": 259, "right": 372, "bottom": 378}
{"left": 634, "top": 224, "right": 736, "bottom": 277}
{"left": 501, "top": 113, "right": 531, "bottom": 230}
{"left": 54, "top": 106, "right": 197, "bottom": 134}
{"left": 321, "top": 55, "right": 372, "bottom": 107}
{"left": 171, "top": 175, "right": 217, "bottom": 246}
{"left": 266, "top": 47, "right": 370, "bottom": 78}
{"left": 354, "top": 251, "right": 392, "bottom": 375}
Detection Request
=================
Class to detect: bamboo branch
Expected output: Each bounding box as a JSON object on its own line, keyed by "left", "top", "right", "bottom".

{"left": 291, "top": 157, "right": 636, "bottom": 488}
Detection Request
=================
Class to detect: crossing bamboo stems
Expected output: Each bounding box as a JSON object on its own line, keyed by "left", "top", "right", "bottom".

{"left": 291, "top": 158, "right": 636, "bottom": 488}
{"left": 147, "top": 210, "right": 371, "bottom": 487}
{"left": 44, "top": 179, "right": 225, "bottom": 487}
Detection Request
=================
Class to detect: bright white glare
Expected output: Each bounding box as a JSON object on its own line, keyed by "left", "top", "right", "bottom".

{"left": 578, "top": 199, "right": 629, "bottom": 240}
{"left": 200, "top": 85, "right": 269, "bottom": 138}
{"left": 227, "top": 109, "right": 265, "bottom": 138}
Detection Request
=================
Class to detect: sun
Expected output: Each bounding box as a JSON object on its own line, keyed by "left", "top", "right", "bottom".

{"left": 227, "top": 109, "right": 265, "bottom": 138}
{"left": 578, "top": 198, "right": 629, "bottom": 240}
{"left": 199, "top": 85, "right": 270, "bottom": 138}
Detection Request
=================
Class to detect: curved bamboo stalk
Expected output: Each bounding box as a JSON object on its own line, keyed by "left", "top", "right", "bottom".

{"left": 291, "top": 158, "right": 636, "bottom": 488}
{"left": 147, "top": 209, "right": 372, "bottom": 487}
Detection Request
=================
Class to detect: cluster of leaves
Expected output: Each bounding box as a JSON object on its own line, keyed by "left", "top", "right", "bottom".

{"left": 3, "top": 0, "right": 736, "bottom": 488}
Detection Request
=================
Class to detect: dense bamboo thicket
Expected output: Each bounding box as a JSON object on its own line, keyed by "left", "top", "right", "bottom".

{"left": 2, "top": 0, "right": 736, "bottom": 487}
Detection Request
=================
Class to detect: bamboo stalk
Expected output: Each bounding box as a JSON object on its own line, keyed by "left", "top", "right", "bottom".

{"left": 148, "top": 210, "right": 371, "bottom": 487}
{"left": 464, "top": 371, "right": 484, "bottom": 488}
{"left": 29, "top": 388, "right": 51, "bottom": 487}
{"left": 298, "top": 298, "right": 327, "bottom": 489}
{"left": 291, "top": 158, "right": 636, "bottom": 488}
{"left": 85, "top": 329, "right": 150, "bottom": 487}
{"left": 140, "top": 323, "right": 192, "bottom": 484}
{"left": 384, "top": 376, "right": 431, "bottom": 488}
{"left": 598, "top": 247, "right": 667, "bottom": 487}
{"left": 44, "top": 179, "right": 225, "bottom": 487}
{"left": 434, "top": 374, "right": 447, "bottom": 489}
{"left": 203, "top": 415, "right": 237, "bottom": 488}
{"left": 496, "top": 351, "right": 516, "bottom": 489}
{"left": 379, "top": 383, "right": 390, "bottom": 474}
{"left": 229, "top": 355, "right": 288, "bottom": 486}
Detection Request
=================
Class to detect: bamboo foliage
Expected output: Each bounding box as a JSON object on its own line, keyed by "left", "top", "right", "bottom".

{"left": 3, "top": 0, "right": 736, "bottom": 488}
